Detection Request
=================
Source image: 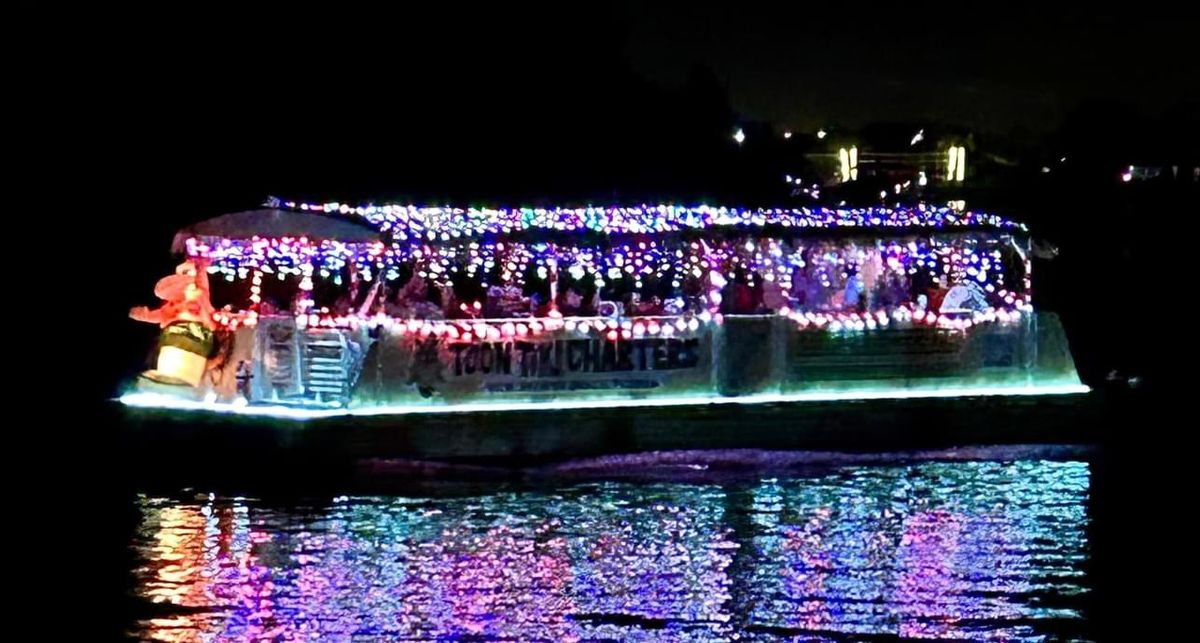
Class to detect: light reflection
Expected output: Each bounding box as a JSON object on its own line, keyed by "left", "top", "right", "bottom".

{"left": 132, "top": 461, "right": 1090, "bottom": 640}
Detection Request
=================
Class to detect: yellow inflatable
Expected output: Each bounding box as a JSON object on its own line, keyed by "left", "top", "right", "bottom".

{"left": 129, "top": 259, "right": 216, "bottom": 387}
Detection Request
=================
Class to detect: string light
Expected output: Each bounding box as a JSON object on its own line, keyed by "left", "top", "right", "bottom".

{"left": 177, "top": 201, "right": 1034, "bottom": 342}
{"left": 277, "top": 201, "right": 1025, "bottom": 238}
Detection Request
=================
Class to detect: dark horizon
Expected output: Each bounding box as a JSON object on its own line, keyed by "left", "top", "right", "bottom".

{"left": 51, "top": 6, "right": 1195, "bottom": 209}
{"left": 624, "top": 6, "right": 1199, "bottom": 134}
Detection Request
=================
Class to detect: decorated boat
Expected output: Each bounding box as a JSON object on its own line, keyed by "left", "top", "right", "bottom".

{"left": 120, "top": 199, "right": 1086, "bottom": 419}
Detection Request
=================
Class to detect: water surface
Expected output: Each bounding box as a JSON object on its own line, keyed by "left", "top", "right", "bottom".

{"left": 131, "top": 460, "right": 1091, "bottom": 641}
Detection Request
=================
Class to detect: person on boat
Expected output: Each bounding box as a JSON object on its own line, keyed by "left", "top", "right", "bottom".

{"left": 389, "top": 272, "right": 440, "bottom": 319}
{"left": 843, "top": 270, "right": 864, "bottom": 311}
{"left": 437, "top": 281, "right": 457, "bottom": 318}
{"left": 759, "top": 278, "right": 785, "bottom": 313}
{"left": 624, "top": 286, "right": 648, "bottom": 316}
{"left": 733, "top": 279, "right": 757, "bottom": 314}
{"left": 877, "top": 272, "right": 909, "bottom": 309}
{"left": 789, "top": 271, "right": 810, "bottom": 309}
{"left": 663, "top": 294, "right": 686, "bottom": 315}
{"left": 332, "top": 292, "right": 355, "bottom": 316}
{"left": 483, "top": 285, "right": 504, "bottom": 317}
{"left": 860, "top": 249, "right": 883, "bottom": 309}
{"left": 927, "top": 275, "right": 951, "bottom": 312}
{"left": 129, "top": 258, "right": 218, "bottom": 387}
{"left": 559, "top": 287, "right": 584, "bottom": 315}
{"left": 939, "top": 279, "right": 990, "bottom": 313}
{"left": 498, "top": 284, "right": 528, "bottom": 317}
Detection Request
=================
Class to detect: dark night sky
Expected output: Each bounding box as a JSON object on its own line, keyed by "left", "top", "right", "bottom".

{"left": 622, "top": 5, "right": 1196, "bottom": 133}
{"left": 52, "top": 6, "right": 1193, "bottom": 174}
{"left": 32, "top": 5, "right": 1197, "bottom": 227}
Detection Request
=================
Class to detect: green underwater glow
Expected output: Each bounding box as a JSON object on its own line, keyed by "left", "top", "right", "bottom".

{"left": 120, "top": 380, "right": 1088, "bottom": 421}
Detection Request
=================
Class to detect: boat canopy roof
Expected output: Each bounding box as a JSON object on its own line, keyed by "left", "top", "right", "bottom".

{"left": 172, "top": 208, "right": 381, "bottom": 253}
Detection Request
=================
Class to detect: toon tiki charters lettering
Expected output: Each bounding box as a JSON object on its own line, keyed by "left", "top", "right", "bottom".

{"left": 449, "top": 337, "right": 702, "bottom": 378}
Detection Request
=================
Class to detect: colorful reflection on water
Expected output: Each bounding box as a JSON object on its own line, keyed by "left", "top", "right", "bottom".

{"left": 131, "top": 461, "right": 1090, "bottom": 641}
